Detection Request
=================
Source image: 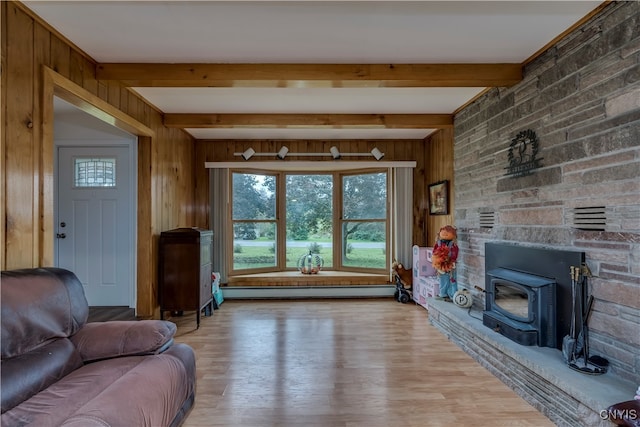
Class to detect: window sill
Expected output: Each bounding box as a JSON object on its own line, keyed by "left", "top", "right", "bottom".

{"left": 227, "top": 271, "right": 390, "bottom": 287}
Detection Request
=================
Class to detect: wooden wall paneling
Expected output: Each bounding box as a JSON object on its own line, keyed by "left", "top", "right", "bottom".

{"left": 144, "top": 120, "right": 166, "bottom": 318}
{"left": 385, "top": 140, "right": 396, "bottom": 158}
{"left": 266, "top": 140, "right": 278, "bottom": 157}
{"left": 304, "top": 140, "right": 322, "bottom": 159}
{"left": 150, "top": 129, "right": 163, "bottom": 316}
{"left": 155, "top": 126, "right": 166, "bottom": 229}
{"left": 359, "top": 139, "right": 370, "bottom": 156}
{"left": 178, "top": 133, "right": 191, "bottom": 225}
{"left": 68, "top": 49, "right": 84, "bottom": 88}
{"left": 34, "top": 22, "right": 52, "bottom": 267}
{"left": 425, "top": 128, "right": 454, "bottom": 245}
{"left": 107, "top": 79, "right": 121, "bottom": 108}
{"left": 127, "top": 88, "right": 140, "bottom": 120}
{"left": 1, "top": 1, "right": 6, "bottom": 269}
{"left": 153, "top": 125, "right": 195, "bottom": 231}
{"left": 81, "top": 56, "right": 98, "bottom": 97}
{"left": 5, "top": 5, "right": 197, "bottom": 319}
{"left": 138, "top": 109, "right": 155, "bottom": 315}
{"left": 319, "top": 140, "right": 331, "bottom": 156}
{"left": 5, "top": 3, "right": 35, "bottom": 268}
{"left": 137, "top": 135, "right": 154, "bottom": 318}
{"left": 97, "top": 80, "right": 108, "bottom": 101}
{"left": 179, "top": 132, "right": 188, "bottom": 223}
{"left": 229, "top": 140, "right": 239, "bottom": 161}
{"left": 49, "top": 34, "right": 70, "bottom": 77}
{"left": 166, "top": 128, "right": 176, "bottom": 226}
{"left": 119, "top": 85, "right": 129, "bottom": 114}
{"left": 413, "top": 140, "right": 428, "bottom": 247}
{"left": 295, "top": 140, "right": 309, "bottom": 160}
{"left": 179, "top": 130, "right": 195, "bottom": 226}
{"left": 193, "top": 141, "right": 210, "bottom": 229}
{"left": 170, "top": 129, "right": 181, "bottom": 225}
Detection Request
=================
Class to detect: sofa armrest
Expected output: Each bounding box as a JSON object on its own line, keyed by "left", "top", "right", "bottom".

{"left": 606, "top": 400, "right": 640, "bottom": 427}
{"left": 70, "top": 320, "right": 177, "bottom": 363}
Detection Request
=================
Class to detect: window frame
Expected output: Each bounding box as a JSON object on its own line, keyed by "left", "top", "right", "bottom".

{"left": 336, "top": 169, "right": 390, "bottom": 273}
{"left": 230, "top": 170, "right": 280, "bottom": 274}
{"left": 228, "top": 167, "right": 390, "bottom": 276}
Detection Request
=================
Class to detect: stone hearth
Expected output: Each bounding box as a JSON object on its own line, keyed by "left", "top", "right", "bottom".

{"left": 427, "top": 298, "right": 636, "bottom": 427}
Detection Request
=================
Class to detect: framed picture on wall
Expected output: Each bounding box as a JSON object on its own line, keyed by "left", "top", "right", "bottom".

{"left": 428, "top": 180, "right": 449, "bottom": 215}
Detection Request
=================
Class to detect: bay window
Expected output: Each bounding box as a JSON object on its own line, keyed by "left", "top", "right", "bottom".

{"left": 230, "top": 169, "right": 388, "bottom": 274}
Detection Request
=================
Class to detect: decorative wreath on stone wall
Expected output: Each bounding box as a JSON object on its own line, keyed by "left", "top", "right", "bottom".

{"left": 505, "top": 129, "right": 543, "bottom": 177}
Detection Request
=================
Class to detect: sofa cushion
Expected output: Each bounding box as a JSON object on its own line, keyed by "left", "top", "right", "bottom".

{"left": 70, "top": 320, "right": 177, "bottom": 362}
{"left": 1, "top": 268, "right": 88, "bottom": 359}
{"left": 1, "top": 268, "right": 89, "bottom": 414}
{"left": 1, "top": 348, "right": 195, "bottom": 427}
{"left": 1, "top": 339, "right": 83, "bottom": 414}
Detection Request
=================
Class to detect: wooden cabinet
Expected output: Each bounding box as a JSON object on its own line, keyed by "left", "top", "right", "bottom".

{"left": 159, "top": 227, "right": 213, "bottom": 328}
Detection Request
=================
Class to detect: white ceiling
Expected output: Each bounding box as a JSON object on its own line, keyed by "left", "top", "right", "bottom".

{"left": 25, "top": 1, "right": 603, "bottom": 140}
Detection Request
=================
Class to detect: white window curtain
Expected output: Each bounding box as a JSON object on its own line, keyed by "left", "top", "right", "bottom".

{"left": 210, "top": 168, "right": 229, "bottom": 283}
{"left": 391, "top": 167, "right": 413, "bottom": 271}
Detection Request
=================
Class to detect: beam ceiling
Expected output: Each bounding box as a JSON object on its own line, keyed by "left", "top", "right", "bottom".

{"left": 97, "top": 63, "right": 522, "bottom": 88}
{"left": 99, "top": 63, "right": 515, "bottom": 133}
{"left": 163, "top": 113, "right": 453, "bottom": 129}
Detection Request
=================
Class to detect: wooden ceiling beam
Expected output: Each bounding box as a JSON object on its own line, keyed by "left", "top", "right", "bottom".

{"left": 163, "top": 113, "right": 453, "bottom": 129}
{"left": 97, "top": 63, "right": 522, "bottom": 87}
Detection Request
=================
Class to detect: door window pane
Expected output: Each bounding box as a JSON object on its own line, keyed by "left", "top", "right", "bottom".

{"left": 74, "top": 158, "right": 116, "bottom": 187}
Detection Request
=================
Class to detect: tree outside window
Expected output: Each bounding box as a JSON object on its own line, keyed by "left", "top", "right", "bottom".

{"left": 230, "top": 170, "right": 387, "bottom": 273}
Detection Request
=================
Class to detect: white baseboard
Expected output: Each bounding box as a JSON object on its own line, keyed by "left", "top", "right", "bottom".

{"left": 221, "top": 285, "right": 395, "bottom": 299}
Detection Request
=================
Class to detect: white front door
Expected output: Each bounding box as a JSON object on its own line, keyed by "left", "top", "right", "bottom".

{"left": 56, "top": 146, "right": 133, "bottom": 306}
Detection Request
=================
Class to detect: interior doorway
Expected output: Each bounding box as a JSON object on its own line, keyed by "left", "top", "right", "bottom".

{"left": 54, "top": 97, "right": 137, "bottom": 307}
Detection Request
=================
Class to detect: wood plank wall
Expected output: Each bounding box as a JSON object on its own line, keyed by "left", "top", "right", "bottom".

{"left": 424, "top": 128, "right": 455, "bottom": 245}
{"left": 193, "top": 136, "right": 453, "bottom": 249}
{"left": 2, "top": 2, "right": 195, "bottom": 318}
{"left": 3, "top": 1, "right": 454, "bottom": 310}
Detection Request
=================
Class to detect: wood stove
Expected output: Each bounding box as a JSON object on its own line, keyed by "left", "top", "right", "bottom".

{"left": 483, "top": 267, "right": 556, "bottom": 347}
{"left": 483, "top": 243, "right": 585, "bottom": 349}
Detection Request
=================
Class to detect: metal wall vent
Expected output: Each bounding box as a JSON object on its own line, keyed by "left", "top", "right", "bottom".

{"left": 572, "top": 206, "right": 606, "bottom": 231}
{"left": 480, "top": 211, "right": 496, "bottom": 228}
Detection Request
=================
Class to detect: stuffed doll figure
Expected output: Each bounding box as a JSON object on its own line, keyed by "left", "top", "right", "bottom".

{"left": 432, "top": 225, "right": 459, "bottom": 302}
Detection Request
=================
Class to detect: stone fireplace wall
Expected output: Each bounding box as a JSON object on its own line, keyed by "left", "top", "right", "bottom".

{"left": 453, "top": 1, "right": 639, "bottom": 383}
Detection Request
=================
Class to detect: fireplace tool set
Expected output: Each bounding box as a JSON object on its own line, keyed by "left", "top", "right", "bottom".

{"left": 562, "top": 264, "right": 607, "bottom": 375}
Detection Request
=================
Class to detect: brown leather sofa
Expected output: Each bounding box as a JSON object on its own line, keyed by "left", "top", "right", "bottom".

{"left": 1, "top": 268, "right": 196, "bottom": 427}
{"left": 607, "top": 400, "right": 640, "bottom": 427}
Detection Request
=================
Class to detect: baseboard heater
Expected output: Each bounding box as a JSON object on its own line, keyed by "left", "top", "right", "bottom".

{"left": 221, "top": 285, "right": 395, "bottom": 299}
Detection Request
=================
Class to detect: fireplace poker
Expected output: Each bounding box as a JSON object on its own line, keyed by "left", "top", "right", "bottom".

{"left": 567, "top": 268, "right": 605, "bottom": 375}
{"left": 562, "top": 266, "right": 578, "bottom": 364}
{"left": 581, "top": 295, "right": 594, "bottom": 367}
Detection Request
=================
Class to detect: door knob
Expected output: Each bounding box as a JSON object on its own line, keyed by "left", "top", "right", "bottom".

{"left": 56, "top": 233, "right": 66, "bottom": 239}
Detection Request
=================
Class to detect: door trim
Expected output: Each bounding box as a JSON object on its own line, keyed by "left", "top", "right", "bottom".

{"left": 43, "top": 67, "right": 154, "bottom": 316}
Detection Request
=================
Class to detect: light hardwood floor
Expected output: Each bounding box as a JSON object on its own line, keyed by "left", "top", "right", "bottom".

{"left": 171, "top": 299, "right": 555, "bottom": 427}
